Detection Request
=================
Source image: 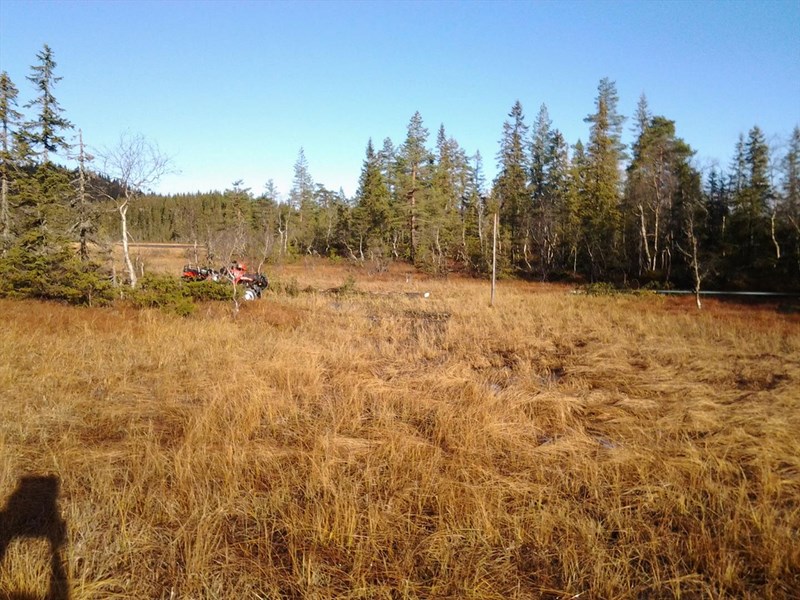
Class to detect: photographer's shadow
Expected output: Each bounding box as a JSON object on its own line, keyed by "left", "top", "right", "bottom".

{"left": 0, "top": 475, "right": 70, "bottom": 600}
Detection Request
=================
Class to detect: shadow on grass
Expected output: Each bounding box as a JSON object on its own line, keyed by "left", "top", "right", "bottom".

{"left": 0, "top": 475, "right": 69, "bottom": 600}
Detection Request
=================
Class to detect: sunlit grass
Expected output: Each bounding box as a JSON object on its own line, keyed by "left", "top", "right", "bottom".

{"left": 1, "top": 261, "right": 798, "bottom": 598}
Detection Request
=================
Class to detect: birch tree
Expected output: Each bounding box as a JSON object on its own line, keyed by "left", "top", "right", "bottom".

{"left": 100, "top": 133, "right": 171, "bottom": 288}
{"left": 70, "top": 130, "right": 94, "bottom": 262}
{"left": 625, "top": 116, "right": 694, "bottom": 279}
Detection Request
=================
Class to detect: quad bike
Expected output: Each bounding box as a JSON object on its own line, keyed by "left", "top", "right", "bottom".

{"left": 182, "top": 262, "right": 268, "bottom": 300}
{"left": 181, "top": 265, "right": 221, "bottom": 282}
{"left": 219, "top": 262, "right": 269, "bottom": 300}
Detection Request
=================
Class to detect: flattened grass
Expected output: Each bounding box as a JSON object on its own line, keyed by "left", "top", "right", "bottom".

{"left": 1, "top": 267, "right": 798, "bottom": 598}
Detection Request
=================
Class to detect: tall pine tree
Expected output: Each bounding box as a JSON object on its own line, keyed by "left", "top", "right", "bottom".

{"left": 493, "top": 100, "right": 530, "bottom": 271}
{"left": 0, "top": 72, "right": 23, "bottom": 244}
{"left": 353, "top": 138, "right": 391, "bottom": 260}
{"left": 397, "top": 112, "right": 430, "bottom": 262}
{"left": 581, "top": 78, "right": 625, "bottom": 280}
{"left": 24, "top": 45, "right": 73, "bottom": 164}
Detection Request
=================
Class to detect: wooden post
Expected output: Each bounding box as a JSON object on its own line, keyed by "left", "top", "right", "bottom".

{"left": 491, "top": 212, "right": 498, "bottom": 307}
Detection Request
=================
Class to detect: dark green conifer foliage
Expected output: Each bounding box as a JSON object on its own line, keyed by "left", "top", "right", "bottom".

{"left": 625, "top": 115, "right": 695, "bottom": 281}
{"left": 377, "top": 136, "right": 406, "bottom": 259}
{"left": 530, "top": 104, "right": 551, "bottom": 202}
{"left": 0, "top": 227, "right": 112, "bottom": 305}
{"left": 728, "top": 126, "right": 774, "bottom": 278}
{"left": 633, "top": 93, "right": 651, "bottom": 140}
{"left": 397, "top": 112, "right": 431, "bottom": 262}
{"left": 460, "top": 151, "right": 489, "bottom": 273}
{"left": 729, "top": 134, "right": 747, "bottom": 196}
{"left": 780, "top": 127, "right": 800, "bottom": 277}
{"left": 563, "top": 140, "right": 587, "bottom": 274}
{"left": 703, "top": 167, "right": 730, "bottom": 257}
{"left": 378, "top": 137, "right": 397, "bottom": 198}
{"left": 582, "top": 78, "right": 625, "bottom": 280}
{"left": 313, "top": 184, "right": 344, "bottom": 257}
{"left": 544, "top": 129, "right": 571, "bottom": 274}
{"left": 289, "top": 148, "right": 316, "bottom": 253}
{"left": 353, "top": 138, "right": 391, "bottom": 259}
{"left": 530, "top": 104, "right": 567, "bottom": 278}
{"left": 419, "top": 124, "right": 468, "bottom": 273}
{"left": 493, "top": 100, "right": 530, "bottom": 272}
{"left": 24, "top": 45, "right": 73, "bottom": 164}
{"left": 0, "top": 71, "right": 23, "bottom": 245}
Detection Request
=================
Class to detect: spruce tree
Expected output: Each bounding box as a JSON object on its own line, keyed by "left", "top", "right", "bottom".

{"left": 632, "top": 93, "right": 651, "bottom": 140}
{"left": 397, "top": 112, "right": 430, "bottom": 262}
{"left": 461, "top": 151, "right": 489, "bottom": 272}
{"left": 729, "top": 134, "right": 747, "bottom": 195}
{"left": 544, "top": 129, "right": 571, "bottom": 274}
{"left": 530, "top": 104, "right": 551, "bottom": 202}
{"left": 24, "top": 44, "right": 73, "bottom": 164}
{"left": 378, "top": 137, "right": 397, "bottom": 197}
{"left": 582, "top": 78, "right": 625, "bottom": 280}
{"left": 564, "top": 140, "right": 588, "bottom": 274}
{"left": 353, "top": 138, "right": 391, "bottom": 260}
{"left": 0, "top": 72, "right": 22, "bottom": 244}
{"left": 530, "top": 104, "right": 561, "bottom": 278}
{"left": 423, "top": 125, "right": 469, "bottom": 273}
{"left": 493, "top": 100, "right": 530, "bottom": 271}
{"left": 377, "top": 136, "right": 405, "bottom": 259}
{"left": 729, "top": 126, "right": 772, "bottom": 272}
{"left": 703, "top": 166, "right": 730, "bottom": 258}
{"left": 780, "top": 127, "right": 800, "bottom": 277}
{"left": 289, "top": 148, "right": 316, "bottom": 253}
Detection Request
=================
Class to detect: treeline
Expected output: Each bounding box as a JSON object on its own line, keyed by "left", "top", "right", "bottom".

{"left": 2, "top": 46, "right": 799, "bottom": 302}
{"left": 122, "top": 82, "right": 800, "bottom": 291}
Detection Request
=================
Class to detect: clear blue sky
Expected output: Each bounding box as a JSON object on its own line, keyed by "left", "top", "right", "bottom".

{"left": 1, "top": 0, "right": 798, "bottom": 198}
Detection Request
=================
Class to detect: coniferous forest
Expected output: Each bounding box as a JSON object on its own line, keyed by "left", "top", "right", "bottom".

{"left": 2, "top": 45, "right": 799, "bottom": 302}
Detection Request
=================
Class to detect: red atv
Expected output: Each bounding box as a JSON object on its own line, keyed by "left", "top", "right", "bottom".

{"left": 219, "top": 262, "right": 269, "bottom": 300}
{"left": 181, "top": 265, "right": 221, "bottom": 282}
{"left": 182, "top": 262, "right": 269, "bottom": 300}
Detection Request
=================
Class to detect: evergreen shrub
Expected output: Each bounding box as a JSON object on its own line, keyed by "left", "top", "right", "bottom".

{"left": 0, "top": 231, "right": 114, "bottom": 306}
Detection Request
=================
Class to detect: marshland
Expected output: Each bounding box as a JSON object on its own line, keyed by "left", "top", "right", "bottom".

{"left": 2, "top": 257, "right": 798, "bottom": 599}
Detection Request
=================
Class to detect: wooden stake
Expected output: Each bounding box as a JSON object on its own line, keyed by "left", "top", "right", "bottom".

{"left": 491, "top": 212, "right": 498, "bottom": 307}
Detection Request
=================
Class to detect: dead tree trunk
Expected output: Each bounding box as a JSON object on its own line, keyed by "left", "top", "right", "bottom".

{"left": 119, "top": 198, "right": 137, "bottom": 288}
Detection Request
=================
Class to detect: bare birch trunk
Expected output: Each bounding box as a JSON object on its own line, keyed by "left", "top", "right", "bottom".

{"left": 638, "top": 204, "right": 651, "bottom": 273}
{"left": 1, "top": 176, "right": 9, "bottom": 243}
{"left": 690, "top": 236, "right": 702, "bottom": 310}
{"left": 771, "top": 211, "right": 781, "bottom": 260}
{"left": 119, "top": 200, "right": 137, "bottom": 288}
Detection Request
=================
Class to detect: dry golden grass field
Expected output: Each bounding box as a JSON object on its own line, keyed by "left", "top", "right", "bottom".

{"left": 1, "top": 249, "right": 799, "bottom": 599}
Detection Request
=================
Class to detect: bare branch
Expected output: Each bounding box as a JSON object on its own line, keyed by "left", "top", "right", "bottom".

{"left": 96, "top": 132, "right": 174, "bottom": 288}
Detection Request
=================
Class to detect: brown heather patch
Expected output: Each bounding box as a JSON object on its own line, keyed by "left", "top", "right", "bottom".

{"left": 1, "top": 267, "right": 799, "bottom": 599}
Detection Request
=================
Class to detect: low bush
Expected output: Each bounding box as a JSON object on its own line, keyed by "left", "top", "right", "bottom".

{"left": 183, "top": 279, "right": 233, "bottom": 302}
{"left": 130, "top": 273, "right": 196, "bottom": 316}
{"left": 0, "top": 231, "right": 115, "bottom": 306}
{"left": 581, "top": 281, "right": 619, "bottom": 296}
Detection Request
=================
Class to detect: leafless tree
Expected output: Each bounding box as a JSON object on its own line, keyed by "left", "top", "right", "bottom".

{"left": 69, "top": 129, "right": 93, "bottom": 262}
{"left": 677, "top": 206, "right": 705, "bottom": 310}
{"left": 98, "top": 133, "right": 172, "bottom": 288}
